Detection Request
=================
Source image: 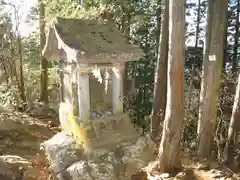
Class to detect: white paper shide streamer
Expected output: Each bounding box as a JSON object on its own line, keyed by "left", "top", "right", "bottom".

{"left": 91, "top": 66, "right": 110, "bottom": 93}
{"left": 92, "top": 65, "right": 102, "bottom": 83}
{"left": 104, "top": 68, "right": 109, "bottom": 93}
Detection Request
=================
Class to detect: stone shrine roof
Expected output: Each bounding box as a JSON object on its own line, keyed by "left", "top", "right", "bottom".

{"left": 42, "top": 17, "right": 144, "bottom": 63}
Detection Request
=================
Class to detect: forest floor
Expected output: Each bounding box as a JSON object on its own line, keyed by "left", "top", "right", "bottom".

{"left": 177, "top": 152, "right": 240, "bottom": 180}
{"left": 0, "top": 108, "right": 239, "bottom": 180}
{"left": 0, "top": 107, "right": 59, "bottom": 180}
{"left": 142, "top": 150, "right": 240, "bottom": 180}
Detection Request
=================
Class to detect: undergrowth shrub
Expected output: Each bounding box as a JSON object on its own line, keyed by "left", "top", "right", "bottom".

{"left": 0, "top": 65, "right": 59, "bottom": 111}
{"left": 181, "top": 72, "right": 236, "bottom": 159}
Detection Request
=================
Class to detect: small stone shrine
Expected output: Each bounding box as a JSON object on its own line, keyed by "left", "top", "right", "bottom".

{"left": 42, "top": 17, "right": 144, "bottom": 151}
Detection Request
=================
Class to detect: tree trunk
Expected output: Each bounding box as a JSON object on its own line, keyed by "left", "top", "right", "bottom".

{"left": 187, "top": 0, "right": 201, "bottom": 111}
{"left": 232, "top": 0, "right": 239, "bottom": 74}
{"left": 197, "top": 0, "right": 228, "bottom": 158}
{"left": 39, "top": 0, "right": 48, "bottom": 103}
{"left": 225, "top": 73, "right": 240, "bottom": 163}
{"left": 17, "top": 35, "right": 26, "bottom": 103}
{"left": 222, "top": 15, "right": 228, "bottom": 73}
{"left": 150, "top": 0, "right": 168, "bottom": 141}
{"left": 157, "top": 0, "right": 185, "bottom": 172}
{"left": 9, "top": 34, "right": 22, "bottom": 99}
{"left": 13, "top": 7, "right": 26, "bottom": 103}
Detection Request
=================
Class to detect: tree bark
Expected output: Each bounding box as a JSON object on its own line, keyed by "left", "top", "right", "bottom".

{"left": 150, "top": 0, "right": 168, "bottom": 141}
{"left": 157, "top": 0, "right": 185, "bottom": 172}
{"left": 39, "top": 0, "right": 48, "bottom": 103}
{"left": 222, "top": 15, "right": 228, "bottom": 73}
{"left": 197, "top": 0, "right": 228, "bottom": 158}
{"left": 17, "top": 35, "right": 26, "bottom": 103}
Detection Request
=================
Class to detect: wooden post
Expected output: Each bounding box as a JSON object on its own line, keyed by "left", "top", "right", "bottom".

{"left": 112, "top": 63, "right": 124, "bottom": 114}
{"left": 77, "top": 63, "right": 90, "bottom": 120}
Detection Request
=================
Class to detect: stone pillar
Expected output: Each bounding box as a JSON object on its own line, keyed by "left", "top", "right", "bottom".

{"left": 112, "top": 63, "right": 124, "bottom": 114}
{"left": 77, "top": 63, "right": 90, "bottom": 120}
{"left": 59, "top": 61, "right": 64, "bottom": 102}
{"left": 60, "top": 53, "right": 72, "bottom": 104}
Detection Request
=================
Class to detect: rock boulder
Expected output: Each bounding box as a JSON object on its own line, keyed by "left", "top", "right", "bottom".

{"left": 41, "top": 132, "right": 157, "bottom": 180}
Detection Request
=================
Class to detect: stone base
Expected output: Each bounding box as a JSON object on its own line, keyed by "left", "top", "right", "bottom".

{"left": 41, "top": 132, "right": 157, "bottom": 180}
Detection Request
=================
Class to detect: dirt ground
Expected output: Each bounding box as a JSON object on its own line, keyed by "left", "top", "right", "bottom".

{"left": 0, "top": 110, "right": 239, "bottom": 180}
{"left": 179, "top": 153, "right": 240, "bottom": 180}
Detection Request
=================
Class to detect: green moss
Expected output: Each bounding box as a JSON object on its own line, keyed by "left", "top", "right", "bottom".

{"left": 47, "top": 3, "right": 116, "bottom": 21}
